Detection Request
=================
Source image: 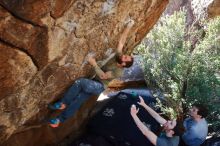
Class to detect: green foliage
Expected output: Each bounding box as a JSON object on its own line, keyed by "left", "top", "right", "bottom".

{"left": 135, "top": 10, "right": 220, "bottom": 133}
{"left": 155, "top": 98, "right": 178, "bottom": 119}
{"left": 186, "top": 17, "right": 220, "bottom": 131}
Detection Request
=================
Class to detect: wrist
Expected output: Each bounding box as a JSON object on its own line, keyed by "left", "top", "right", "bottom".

{"left": 90, "top": 61, "right": 97, "bottom": 66}
{"left": 143, "top": 104, "right": 148, "bottom": 108}
{"left": 131, "top": 113, "right": 137, "bottom": 118}
{"left": 93, "top": 64, "right": 99, "bottom": 68}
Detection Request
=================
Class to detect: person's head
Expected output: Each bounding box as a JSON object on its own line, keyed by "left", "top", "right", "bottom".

{"left": 115, "top": 55, "right": 133, "bottom": 68}
{"left": 163, "top": 119, "right": 179, "bottom": 137}
{"left": 189, "top": 104, "right": 208, "bottom": 119}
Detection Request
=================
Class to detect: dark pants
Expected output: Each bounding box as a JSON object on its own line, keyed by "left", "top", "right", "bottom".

{"left": 58, "top": 78, "right": 104, "bottom": 122}
{"left": 179, "top": 137, "right": 187, "bottom": 146}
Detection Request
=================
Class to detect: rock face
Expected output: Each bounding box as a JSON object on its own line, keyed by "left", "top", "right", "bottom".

{"left": 0, "top": 0, "right": 168, "bottom": 145}
{"left": 208, "top": 0, "right": 220, "bottom": 18}
{"left": 165, "top": 0, "right": 215, "bottom": 23}
{"left": 164, "top": 0, "right": 195, "bottom": 26}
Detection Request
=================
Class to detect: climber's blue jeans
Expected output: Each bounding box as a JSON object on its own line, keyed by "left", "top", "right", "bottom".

{"left": 58, "top": 78, "right": 104, "bottom": 122}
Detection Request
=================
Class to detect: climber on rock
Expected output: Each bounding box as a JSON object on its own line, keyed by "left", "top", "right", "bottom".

{"left": 48, "top": 19, "right": 135, "bottom": 128}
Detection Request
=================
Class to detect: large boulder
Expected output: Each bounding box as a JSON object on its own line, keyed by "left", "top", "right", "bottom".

{"left": 0, "top": 0, "right": 168, "bottom": 145}
{"left": 165, "top": 0, "right": 215, "bottom": 23}
{"left": 165, "top": 0, "right": 195, "bottom": 26}
{"left": 208, "top": 0, "right": 220, "bottom": 18}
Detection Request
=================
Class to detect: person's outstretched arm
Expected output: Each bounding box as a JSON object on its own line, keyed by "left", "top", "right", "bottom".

{"left": 130, "top": 105, "right": 157, "bottom": 146}
{"left": 116, "top": 20, "right": 134, "bottom": 54}
{"left": 87, "top": 55, "right": 112, "bottom": 79}
{"left": 138, "top": 96, "right": 167, "bottom": 125}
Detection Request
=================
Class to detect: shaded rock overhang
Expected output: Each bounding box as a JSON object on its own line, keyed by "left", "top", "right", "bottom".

{"left": 0, "top": 0, "right": 169, "bottom": 145}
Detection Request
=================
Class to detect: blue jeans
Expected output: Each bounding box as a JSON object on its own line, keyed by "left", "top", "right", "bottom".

{"left": 58, "top": 78, "right": 104, "bottom": 122}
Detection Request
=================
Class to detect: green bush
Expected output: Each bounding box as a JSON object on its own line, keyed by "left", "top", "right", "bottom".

{"left": 135, "top": 10, "right": 220, "bottom": 134}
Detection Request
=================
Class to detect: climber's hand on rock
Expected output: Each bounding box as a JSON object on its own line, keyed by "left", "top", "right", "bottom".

{"left": 87, "top": 55, "right": 97, "bottom": 66}
{"left": 127, "top": 19, "right": 135, "bottom": 28}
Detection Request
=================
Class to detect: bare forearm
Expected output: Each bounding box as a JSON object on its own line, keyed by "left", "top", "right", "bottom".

{"left": 132, "top": 114, "right": 150, "bottom": 135}
{"left": 142, "top": 104, "right": 167, "bottom": 125}
{"left": 132, "top": 115, "right": 157, "bottom": 145}
{"left": 93, "top": 65, "right": 105, "bottom": 79}
{"left": 117, "top": 25, "right": 132, "bottom": 54}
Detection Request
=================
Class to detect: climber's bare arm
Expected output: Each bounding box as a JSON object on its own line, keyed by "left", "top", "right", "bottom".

{"left": 117, "top": 20, "right": 134, "bottom": 54}
{"left": 87, "top": 56, "right": 113, "bottom": 79}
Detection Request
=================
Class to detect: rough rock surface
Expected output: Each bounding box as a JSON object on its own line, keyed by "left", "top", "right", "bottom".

{"left": 164, "top": 0, "right": 195, "bottom": 26}
{"left": 208, "top": 0, "right": 220, "bottom": 18}
{"left": 165, "top": 0, "right": 217, "bottom": 20}
{"left": 0, "top": 0, "right": 168, "bottom": 145}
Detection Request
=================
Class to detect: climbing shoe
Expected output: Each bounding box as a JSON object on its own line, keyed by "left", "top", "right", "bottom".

{"left": 48, "top": 102, "right": 66, "bottom": 110}
{"left": 49, "top": 118, "right": 60, "bottom": 128}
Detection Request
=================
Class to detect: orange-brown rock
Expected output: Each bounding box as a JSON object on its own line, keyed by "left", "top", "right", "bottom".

{"left": 0, "top": 6, "right": 48, "bottom": 69}
{"left": 51, "top": 0, "right": 75, "bottom": 18}
{"left": 0, "top": 0, "right": 169, "bottom": 145}
{"left": 208, "top": 0, "right": 220, "bottom": 18}
{"left": 0, "top": 0, "right": 51, "bottom": 26}
{"left": 0, "top": 42, "right": 37, "bottom": 101}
